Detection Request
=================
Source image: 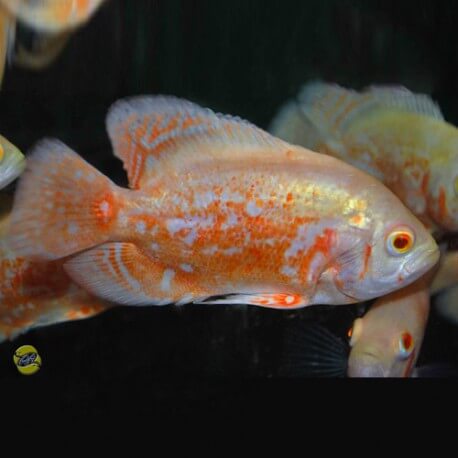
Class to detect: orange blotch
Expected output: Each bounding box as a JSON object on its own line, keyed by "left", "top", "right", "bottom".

{"left": 93, "top": 193, "right": 116, "bottom": 227}
{"left": 350, "top": 214, "right": 363, "bottom": 226}
{"left": 438, "top": 186, "right": 448, "bottom": 222}
{"left": 252, "top": 293, "right": 302, "bottom": 308}
{"left": 421, "top": 172, "right": 430, "bottom": 196}
{"left": 359, "top": 244, "right": 372, "bottom": 280}
{"left": 286, "top": 192, "right": 293, "bottom": 203}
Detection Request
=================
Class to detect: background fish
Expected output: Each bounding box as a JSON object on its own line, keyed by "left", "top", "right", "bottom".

{"left": 0, "top": 198, "right": 111, "bottom": 342}
{"left": 270, "top": 81, "right": 458, "bottom": 233}
{"left": 346, "top": 276, "right": 431, "bottom": 377}
{"left": 0, "top": 0, "right": 107, "bottom": 32}
{"left": 0, "top": 0, "right": 107, "bottom": 84}
{"left": 0, "top": 133, "right": 24, "bottom": 189}
{"left": 7, "top": 96, "right": 439, "bottom": 309}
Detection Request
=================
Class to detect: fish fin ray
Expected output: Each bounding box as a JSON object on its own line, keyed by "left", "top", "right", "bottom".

{"left": 0, "top": 293, "right": 110, "bottom": 343}
{"left": 365, "top": 85, "right": 444, "bottom": 120}
{"left": 64, "top": 242, "right": 204, "bottom": 306}
{"left": 106, "top": 95, "right": 288, "bottom": 189}
{"left": 279, "top": 322, "right": 348, "bottom": 377}
{"left": 8, "top": 138, "right": 118, "bottom": 260}
{"left": 297, "top": 81, "right": 376, "bottom": 136}
{"left": 269, "top": 98, "right": 323, "bottom": 148}
{"left": 196, "top": 292, "right": 309, "bottom": 309}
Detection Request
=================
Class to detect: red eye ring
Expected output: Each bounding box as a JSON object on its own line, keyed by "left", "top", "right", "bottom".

{"left": 386, "top": 228, "right": 415, "bottom": 256}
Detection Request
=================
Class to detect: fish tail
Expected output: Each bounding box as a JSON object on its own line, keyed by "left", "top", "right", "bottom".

{"left": 0, "top": 293, "right": 110, "bottom": 344}
{"left": 8, "top": 138, "right": 122, "bottom": 261}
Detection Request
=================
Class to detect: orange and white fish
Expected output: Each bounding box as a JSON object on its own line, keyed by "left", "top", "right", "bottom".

{"left": 0, "top": 211, "right": 110, "bottom": 342}
{"left": 0, "top": 0, "right": 106, "bottom": 83}
{"left": 8, "top": 96, "right": 439, "bottom": 309}
{"left": 271, "top": 82, "right": 458, "bottom": 232}
{"left": 0, "top": 0, "right": 106, "bottom": 32}
{"left": 0, "top": 133, "right": 24, "bottom": 189}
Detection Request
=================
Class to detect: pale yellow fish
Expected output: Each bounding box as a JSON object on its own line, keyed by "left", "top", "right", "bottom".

{"left": 347, "top": 275, "right": 432, "bottom": 377}
{"left": 0, "top": 134, "right": 25, "bottom": 189}
{"left": 7, "top": 96, "right": 439, "bottom": 309}
{"left": 271, "top": 82, "right": 458, "bottom": 232}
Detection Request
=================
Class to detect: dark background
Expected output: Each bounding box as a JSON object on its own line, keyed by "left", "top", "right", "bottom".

{"left": 0, "top": 0, "right": 457, "bottom": 414}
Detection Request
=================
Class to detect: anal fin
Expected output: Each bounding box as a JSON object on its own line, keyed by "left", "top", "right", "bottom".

{"left": 198, "top": 292, "right": 308, "bottom": 309}
{"left": 64, "top": 242, "right": 208, "bottom": 306}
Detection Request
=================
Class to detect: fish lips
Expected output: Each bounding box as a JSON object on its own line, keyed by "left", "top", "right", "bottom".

{"left": 403, "top": 248, "right": 440, "bottom": 278}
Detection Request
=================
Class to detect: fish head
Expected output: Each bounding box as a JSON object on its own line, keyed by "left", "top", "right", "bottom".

{"left": 339, "top": 191, "right": 439, "bottom": 301}
{"left": 347, "top": 315, "right": 419, "bottom": 378}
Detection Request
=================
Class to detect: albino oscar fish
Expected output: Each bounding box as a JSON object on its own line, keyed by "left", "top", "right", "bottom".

{"left": 0, "top": 203, "right": 110, "bottom": 343}
{"left": 7, "top": 96, "right": 439, "bottom": 309}
{"left": 270, "top": 81, "right": 458, "bottom": 233}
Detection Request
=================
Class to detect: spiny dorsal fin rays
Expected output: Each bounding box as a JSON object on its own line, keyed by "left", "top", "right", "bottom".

{"left": 297, "top": 81, "right": 375, "bottom": 137}
{"left": 106, "top": 95, "right": 290, "bottom": 190}
{"left": 365, "top": 86, "right": 444, "bottom": 120}
{"left": 297, "top": 81, "right": 444, "bottom": 139}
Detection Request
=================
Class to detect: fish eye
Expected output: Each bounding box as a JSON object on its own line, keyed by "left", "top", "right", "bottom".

{"left": 385, "top": 227, "right": 415, "bottom": 256}
{"left": 454, "top": 176, "right": 458, "bottom": 197}
{"left": 398, "top": 332, "right": 415, "bottom": 359}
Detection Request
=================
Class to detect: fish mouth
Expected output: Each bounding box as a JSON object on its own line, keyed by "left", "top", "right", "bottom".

{"left": 404, "top": 248, "right": 440, "bottom": 276}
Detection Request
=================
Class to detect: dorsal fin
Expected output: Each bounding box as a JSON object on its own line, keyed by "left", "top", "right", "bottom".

{"left": 365, "top": 85, "right": 444, "bottom": 120}
{"left": 297, "top": 81, "right": 444, "bottom": 139}
{"left": 106, "top": 95, "right": 286, "bottom": 189}
{"left": 297, "top": 81, "right": 378, "bottom": 136}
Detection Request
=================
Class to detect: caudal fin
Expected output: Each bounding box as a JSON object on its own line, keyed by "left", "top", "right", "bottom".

{"left": 0, "top": 289, "right": 112, "bottom": 343}
{"left": 8, "top": 139, "right": 120, "bottom": 261}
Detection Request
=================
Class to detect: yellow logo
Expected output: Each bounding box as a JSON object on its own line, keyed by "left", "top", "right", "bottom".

{"left": 13, "top": 345, "right": 42, "bottom": 375}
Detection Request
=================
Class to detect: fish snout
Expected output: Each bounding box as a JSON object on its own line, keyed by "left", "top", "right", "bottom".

{"left": 404, "top": 247, "right": 440, "bottom": 276}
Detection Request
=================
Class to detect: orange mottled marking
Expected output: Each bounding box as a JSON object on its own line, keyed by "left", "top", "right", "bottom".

{"left": 286, "top": 192, "right": 293, "bottom": 203}
{"left": 350, "top": 214, "right": 363, "bottom": 226}
{"left": 297, "top": 228, "right": 335, "bottom": 284}
{"left": 251, "top": 293, "right": 303, "bottom": 308}
{"left": 359, "top": 244, "right": 372, "bottom": 280}
{"left": 93, "top": 192, "right": 116, "bottom": 227}
{"left": 421, "top": 172, "right": 430, "bottom": 196}
{"left": 438, "top": 186, "right": 448, "bottom": 221}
